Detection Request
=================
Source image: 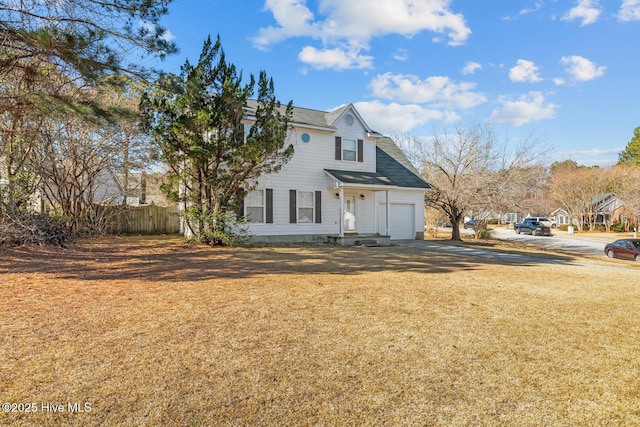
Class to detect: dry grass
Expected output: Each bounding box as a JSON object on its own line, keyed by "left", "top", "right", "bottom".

{"left": 1, "top": 236, "right": 640, "bottom": 426}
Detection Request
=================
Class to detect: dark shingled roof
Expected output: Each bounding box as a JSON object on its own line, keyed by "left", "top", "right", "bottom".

{"left": 326, "top": 138, "right": 430, "bottom": 189}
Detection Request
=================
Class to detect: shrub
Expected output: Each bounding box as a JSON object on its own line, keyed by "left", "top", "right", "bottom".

{"left": 611, "top": 222, "right": 626, "bottom": 233}
{"left": 0, "top": 212, "right": 69, "bottom": 247}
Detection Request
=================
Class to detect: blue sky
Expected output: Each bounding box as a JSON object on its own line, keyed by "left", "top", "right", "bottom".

{"left": 147, "top": 0, "right": 640, "bottom": 167}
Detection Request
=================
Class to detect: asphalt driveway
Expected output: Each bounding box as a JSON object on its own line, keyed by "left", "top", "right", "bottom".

{"left": 490, "top": 228, "right": 608, "bottom": 257}
{"left": 399, "top": 229, "right": 640, "bottom": 272}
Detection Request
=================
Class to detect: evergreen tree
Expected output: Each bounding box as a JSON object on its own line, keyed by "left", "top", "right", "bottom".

{"left": 618, "top": 126, "right": 640, "bottom": 165}
{"left": 141, "top": 35, "right": 293, "bottom": 245}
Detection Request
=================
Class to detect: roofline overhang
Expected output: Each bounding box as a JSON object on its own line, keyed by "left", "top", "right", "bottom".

{"left": 243, "top": 116, "right": 337, "bottom": 133}
{"left": 324, "top": 170, "right": 429, "bottom": 191}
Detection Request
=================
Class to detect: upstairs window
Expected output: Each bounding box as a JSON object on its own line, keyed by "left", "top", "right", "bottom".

{"left": 342, "top": 139, "right": 357, "bottom": 161}
{"left": 335, "top": 137, "right": 364, "bottom": 162}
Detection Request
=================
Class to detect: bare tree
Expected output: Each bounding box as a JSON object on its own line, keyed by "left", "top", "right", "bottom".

{"left": 547, "top": 163, "right": 611, "bottom": 231}
{"left": 401, "top": 125, "right": 540, "bottom": 240}
{"left": 610, "top": 164, "right": 640, "bottom": 229}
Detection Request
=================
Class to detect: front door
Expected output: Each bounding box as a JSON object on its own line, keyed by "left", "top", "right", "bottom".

{"left": 344, "top": 196, "right": 356, "bottom": 232}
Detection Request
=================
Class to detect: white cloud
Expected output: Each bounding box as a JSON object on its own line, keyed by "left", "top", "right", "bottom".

{"left": 509, "top": 59, "right": 543, "bottom": 83}
{"left": 489, "top": 92, "right": 558, "bottom": 126}
{"left": 553, "top": 77, "right": 566, "bottom": 86}
{"left": 369, "top": 72, "right": 487, "bottom": 109}
{"left": 561, "top": 55, "right": 606, "bottom": 81}
{"left": 298, "top": 46, "right": 373, "bottom": 70}
{"left": 561, "top": 0, "right": 601, "bottom": 26}
{"left": 253, "top": 0, "right": 471, "bottom": 70}
{"left": 393, "top": 48, "right": 409, "bottom": 61}
{"left": 462, "top": 61, "right": 482, "bottom": 75}
{"left": 519, "top": 1, "right": 544, "bottom": 16}
{"left": 253, "top": 0, "right": 317, "bottom": 48}
{"left": 354, "top": 100, "right": 459, "bottom": 133}
{"left": 618, "top": 0, "right": 640, "bottom": 21}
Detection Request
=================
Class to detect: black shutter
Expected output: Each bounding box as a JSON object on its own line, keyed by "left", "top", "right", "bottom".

{"left": 289, "top": 190, "right": 297, "bottom": 223}
{"left": 357, "top": 139, "right": 364, "bottom": 162}
{"left": 335, "top": 136, "right": 342, "bottom": 160}
{"left": 315, "top": 191, "right": 322, "bottom": 224}
{"left": 266, "top": 189, "right": 273, "bottom": 223}
{"left": 236, "top": 188, "right": 245, "bottom": 218}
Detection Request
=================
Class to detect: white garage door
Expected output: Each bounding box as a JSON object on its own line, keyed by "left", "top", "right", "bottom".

{"left": 378, "top": 203, "right": 415, "bottom": 240}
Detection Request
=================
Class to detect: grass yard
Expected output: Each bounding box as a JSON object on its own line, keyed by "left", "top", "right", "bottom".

{"left": 1, "top": 236, "right": 639, "bottom": 426}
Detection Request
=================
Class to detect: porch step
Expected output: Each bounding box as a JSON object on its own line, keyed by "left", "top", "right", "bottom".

{"left": 328, "top": 234, "right": 391, "bottom": 246}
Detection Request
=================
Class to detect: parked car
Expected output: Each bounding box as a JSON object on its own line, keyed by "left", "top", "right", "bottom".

{"left": 526, "top": 216, "right": 555, "bottom": 229}
{"left": 514, "top": 218, "right": 551, "bottom": 236}
{"left": 463, "top": 219, "right": 477, "bottom": 229}
{"left": 604, "top": 239, "right": 640, "bottom": 262}
{"left": 437, "top": 220, "right": 452, "bottom": 228}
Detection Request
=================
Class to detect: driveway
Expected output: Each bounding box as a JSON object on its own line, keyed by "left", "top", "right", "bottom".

{"left": 490, "top": 228, "right": 609, "bottom": 257}
{"left": 435, "top": 226, "right": 614, "bottom": 257}
{"left": 397, "top": 239, "right": 575, "bottom": 265}
{"left": 407, "top": 227, "right": 640, "bottom": 272}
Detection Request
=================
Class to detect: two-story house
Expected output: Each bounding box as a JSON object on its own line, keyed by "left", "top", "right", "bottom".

{"left": 240, "top": 101, "right": 430, "bottom": 244}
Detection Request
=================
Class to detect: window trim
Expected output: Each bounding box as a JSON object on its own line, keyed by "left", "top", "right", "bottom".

{"left": 245, "top": 189, "right": 265, "bottom": 224}
{"left": 342, "top": 138, "right": 357, "bottom": 162}
{"left": 245, "top": 188, "right": 273, "bottom": 224}
{"left": 289, "top": 190, "right": 322, "bottom": 224}
{"left": 297, "top": 190, "right": 315, "bottom": 224}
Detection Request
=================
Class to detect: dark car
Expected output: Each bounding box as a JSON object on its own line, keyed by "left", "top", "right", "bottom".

{"left": 463, "top": 219, "right": 477, "bottom": 229}
{"left": 514, "top": 219, "right": 551, "bottom": 236}
{"left": 604, "top": 239, "right": 640, "bottom": 262}
{"left": 437, "top": 220, "right": 452, "bottom": 228}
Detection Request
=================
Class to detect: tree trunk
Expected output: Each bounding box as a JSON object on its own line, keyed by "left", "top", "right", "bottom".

{"left": 449, "top": 211, "right": 463, "bottom": 241}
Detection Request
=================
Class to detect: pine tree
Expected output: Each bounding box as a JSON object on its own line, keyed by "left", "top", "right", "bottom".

{"left": 618, "top": 126, "right": 640, "bottom": 165}
{"left": 141, "top": 35, "right": 294, "bottom": 245}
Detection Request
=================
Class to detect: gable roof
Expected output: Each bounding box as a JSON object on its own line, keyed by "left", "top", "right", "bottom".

{"left": 244, "top": 100, "right": 382, "bottom": 136}
{"left": 326, "top": 137, "right": 430, "bottom": 190}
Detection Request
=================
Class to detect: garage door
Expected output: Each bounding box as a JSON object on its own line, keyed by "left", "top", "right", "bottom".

{"left": 378, "top": 203, "right": 415, "bottom": 240}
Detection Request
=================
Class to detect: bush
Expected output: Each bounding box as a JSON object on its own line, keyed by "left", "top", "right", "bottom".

{"left": 0, "top": 212, "right": 69, "bottom": 247}
{"left": 558, "top": 224, "right": 569, "bottom": 232}
{"left": 478, "top": 229, "right": 492, "bottom": 239}
{"left": 611, "top": 222, "right": 626, "bottom": 233}
{"left": 593, "top": 223, "right": 606, "bottom": 232}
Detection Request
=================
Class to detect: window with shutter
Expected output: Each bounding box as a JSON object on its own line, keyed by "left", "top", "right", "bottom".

{"left": 245, "top": 190, "right": 264, "bottom": 223}
{"left": 342, "top": 138, "right": 357, "bottom": 161}
{"left": 298, "top": 191, "right": 314, "bottom": 223}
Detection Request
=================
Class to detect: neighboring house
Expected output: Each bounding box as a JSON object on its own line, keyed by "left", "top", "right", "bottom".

{"left": 591, "top": 193, "right": 625, "bottom": 225}
{"left": 93, "top": 170, "right": 172, "bottom": 207}
{"left": 502, "top": 212, "right": 524, "bottom": 225}
{"left": 240, "top": 101, "right": 430, "bottom": 244}
{"left": 550, "top": 208, "right": 573, "bottom": 226}
{"left": 551, "top": 193, "right": 628, "bottom": 228}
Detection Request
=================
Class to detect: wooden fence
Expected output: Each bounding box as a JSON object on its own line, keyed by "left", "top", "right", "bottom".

{"left": 108, "top": 204, "right": 181, "bottom": 235}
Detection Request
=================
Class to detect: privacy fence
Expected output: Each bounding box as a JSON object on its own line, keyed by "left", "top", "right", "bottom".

{"left": 106, "top": 204, "right": 181, "bottom": 235}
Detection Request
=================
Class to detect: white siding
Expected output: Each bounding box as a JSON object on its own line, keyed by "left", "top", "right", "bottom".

{"left": 244, "top": 107, "right": 426, "bottom": 240}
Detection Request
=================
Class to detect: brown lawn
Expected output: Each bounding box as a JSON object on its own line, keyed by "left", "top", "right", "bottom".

{"left": 1, "top": 236, "right": 639, "bottom": 426}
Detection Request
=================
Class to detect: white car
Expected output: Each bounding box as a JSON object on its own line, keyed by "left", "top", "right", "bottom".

{"left": 525, "top": 217, "right": 556, "bottom": 229}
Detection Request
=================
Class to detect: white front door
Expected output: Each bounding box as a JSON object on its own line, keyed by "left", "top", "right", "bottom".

{"left": 344, "top": 196, "right": 356, "bottom": 231}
